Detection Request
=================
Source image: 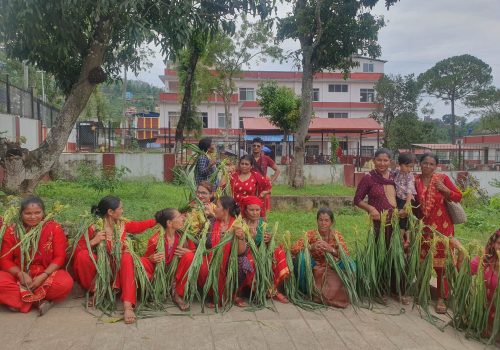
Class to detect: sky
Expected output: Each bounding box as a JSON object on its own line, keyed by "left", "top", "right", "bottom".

{"left": 134, "top": 0, "right": 500, "bottom": 118}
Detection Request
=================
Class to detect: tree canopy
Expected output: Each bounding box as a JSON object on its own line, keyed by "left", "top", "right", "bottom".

{"left": 418, "top": 54, "right": 493, "bottom": 143}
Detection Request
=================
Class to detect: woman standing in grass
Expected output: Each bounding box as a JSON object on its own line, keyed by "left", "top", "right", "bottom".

{"left": 229, "top": 155, "right": 271, "bottom": 217}
{"left": 0, "top": 196, "right": 73, "bottom": 315}
{"left": 415, "top": 153, "right": 462, "bottom": 314}
{"left": 240, "top": 195, "right": 289, "bottom": 303}
{"left": 203, "top": 196, "right": 250, "bottom": 307}
{"left": 291, "top": 208, "right": 350, "bottom": 308}
{"left": 72, "top": 195, "right": 156, "bottom": 324}
{"left": 141, "top": 208, "right": 198, "bottom": 311}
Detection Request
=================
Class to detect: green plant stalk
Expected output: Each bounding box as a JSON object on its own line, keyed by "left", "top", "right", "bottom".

{"left": 183, "top": 221, "right": 210, "bottom": 305}
{"left": 0, "top": 204, "right": 19, "bottom": 252}
{"left": 488, "top": 253, "right": 500, "bottom": 344}
{"left": 221, "top": 234, "right": 240, "bottom": 312}
{"left": 151, "top": 225, "right": 168, "bottom": 306}
{"left": 299, "top": 231, "right": 316, "bottom": 301}
{"left": 375, "top": 211, "right": 389, "bottom": 297}
{"left": 92, "top": 219, "right": 116, "bottom": 314}
{"left": 388, "top": 212, "right": 407, "bottom": 298}
{"left": 124, "top": 238, "right": 153, "bottom": 312}
{"left": 466, "top": 256, "right": 488, "bottom": 339}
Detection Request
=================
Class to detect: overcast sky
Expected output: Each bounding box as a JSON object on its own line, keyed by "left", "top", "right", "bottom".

{"left": 134, "top": 0, "right": 500, "bottom": 118}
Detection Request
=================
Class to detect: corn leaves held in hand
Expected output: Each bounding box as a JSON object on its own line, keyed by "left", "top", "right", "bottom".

{"left": 465, "top": 254, "right": 489, "bottom": 339}
{"left": 388, "top": 212, "right": 407, "bottom": 299}
{"left": 124, "top": 238, "right": 152, "bottom": 311}
{"left": 93, "top": 219, "right": 116, "bottom": 314}
{"left": 355, "top": 221, "right": 379, "bottom": 306}
{"left": 325, "top": 242, "right": 359, "bottom": 307}
{"left": 0, "top": 204, "right": 19, "bottom": 252}
{"left": 375, "top": 211, "right": 390, "bottom": 298}
{"left": 183, "top": 221, "right": 210, "bottom": 305}
{"left": 151, "top": 225, "right": 168, "bottom": 306}
{"left": 488, "top": 253, "right": 500, "bottom": 345}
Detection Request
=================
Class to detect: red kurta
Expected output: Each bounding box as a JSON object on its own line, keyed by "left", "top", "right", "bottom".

{"left": 0, "top": 221, "right": 73, "bottom": 312}
{"left": 230, "top": 171, "right": 271, "bottom": 216}
{"left": 72, "top": 219, "right": 156, "bottom": 305}
{"left": 140, "top": 231, "right": 200, "bottom": 297}
{"left": 415, "top": 173, "right": 462, "bottom": 297}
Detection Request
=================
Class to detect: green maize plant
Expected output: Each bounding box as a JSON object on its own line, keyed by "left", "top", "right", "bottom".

{"left": 282, "top": 231, "right": 323, "bottom": 310}
{"left": 465, "top": 251, "right": 489, "bottom": 340}
{"left": 375, "top": 211, "right": 389, "bottom": 299}
{"left": 388, "top": 212, "right": 407, "bottom": 299}
{"left": 221, "top": 234, "right": 240, "bottom": 312}
{"left": 183, "top": 221, "right": 210, "bottom": 306}
{"left": 488, "top": 252, "right": 500, "bottom": 345}
{"left": 298, "top": 231, "right": 317, "bottom": 301}
{"left": 415, "top": 235, "right": 436, "bottom": 314}
{"left": 201, "top": 232, "right": 234, "bottom": 312}
{"left": 124, "top": 238, "right": 153, "bottom": 312}
{"left": 325, "top": 243, "right": 359, "bottom": 307}
{"left": 150, "top": 225, "right": 168, "bottom": 307}
{"left": 0, "top": 204, "right": 19, "bottom": 252}
{"left": 110, "top": 222, "right": 123, "bottom": 277}
{"left": 65, "top": 212, "right": 97, "bottom": 269}
{"left": 92, "top": 218, "right": 116, "bottom": 314}
{"left": 163, "top": 216, "right": 193, "bottom": 302}
{"left": 245, "top": 222, "right": 273, "bottom": 310}
{"left": 450, "top": 253, "right": 472, "bottom": 331}
{"left": 405, "top": 218, "right": 423, "bottom": 300}
{"left": 355, "top": 221, "right": 379, "bottom": 307}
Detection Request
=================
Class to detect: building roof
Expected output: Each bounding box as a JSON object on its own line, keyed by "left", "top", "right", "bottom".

{"left": 243, "top": 117, "right": 383, "bottom": 133}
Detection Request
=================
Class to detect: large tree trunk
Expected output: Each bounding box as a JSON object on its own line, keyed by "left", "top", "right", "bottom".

{"left": 451, "top": 97, "right": 456, "bottom": 144}
{"left": 2, "top": 20, "right": 112, "bottom": 194}
{"left": 175, "top": 46, "right": 201, "bottom": 156}
{"left": 289, "top": 48, "right": 314, "bottom": 188}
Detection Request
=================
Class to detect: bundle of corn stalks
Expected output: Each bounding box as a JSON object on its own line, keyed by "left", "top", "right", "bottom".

{"left": 282, "top": 231, "right": 323, "bottom": 310}
{"left": 124, "top": 237, "right": 153, "bottom": 312}
{"left": 183, "top": 221, "right": 210, "bottom": 305}
{"left": 150, "top": 225, "right": 168, "bottom": 307}
{"left": 0, "top": 204, "right": 20, "bottom": 251}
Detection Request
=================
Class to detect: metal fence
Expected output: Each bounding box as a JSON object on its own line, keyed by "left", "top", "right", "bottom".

{"left": 0, "top": 76, "right": 59, "bottom": 127}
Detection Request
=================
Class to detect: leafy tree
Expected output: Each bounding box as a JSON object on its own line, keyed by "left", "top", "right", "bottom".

{"left": 277, "top": 0, "right": 398, "bottom": 187}
{"left": 207, "top": 16, "right": 282, "bottom": 140}
{"left": 257, "top": 81, "right": 301, "bottom": 156}
{"left": 467, "top": 86, "right": 500, "bottom": 134}
{"left": 418, "top": 54, "right": 493, "bottom": 144}
{"left": 0, "top": 0, "right": 271, "bottom": 194}
{"left": 372, "top": 74, "right": 421, "bottom": 147}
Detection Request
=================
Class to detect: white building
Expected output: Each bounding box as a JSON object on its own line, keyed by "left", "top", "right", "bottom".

{"left": 158, "top": 56, "right": 384, "bottom": 163}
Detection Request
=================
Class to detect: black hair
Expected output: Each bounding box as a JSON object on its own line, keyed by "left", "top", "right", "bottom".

{"left": 252, "top": 137, "right": 264, "bottom": 145}
{"left": 317, "top": 207, "right": 334, "bottom": 222}
{"left": 239, "top": 154, "right": 255, "bottom": 167}
{"left": 218, "top": 196, "right": 240, "bottom": 218}
{"left": 198, "top": 137, "right": 212, "bottom": 152}
{"left": 398, "top": 153, "right": 415, "bottom": 165}
{"left": 91, "top": 195, "right": 121, "bottom": 218}
{"left": 154, "top": 208, "right": 179, "bottom": 229}
{"left": 420, "top": 153, "right": 439, "bottom": 165}
{"left": 374, "top": 148, "right": 393, "bottom": 159}
{"left": 20, "top": 196, "right": 45, "bottom": 216}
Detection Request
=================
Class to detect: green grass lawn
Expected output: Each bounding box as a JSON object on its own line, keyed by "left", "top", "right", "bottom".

{"left": 32, "top": 180, "right": 499, "bottom": 250}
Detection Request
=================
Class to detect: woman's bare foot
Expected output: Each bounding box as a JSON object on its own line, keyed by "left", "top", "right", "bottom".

{"left": 435, "top": 298, "right": 447, "bottom": 314}
{"left": 234, "top": 296, "right": 247, "bottom": 308}
{"left": 272, "top": 292, "right": 289, "bottom": 304}
{"left": 173, "top": 292, "right": 190, "bottom": 311}
{"left": 38, "top": 300, "right": 54, "bottom": 316}
{"left": 123, "top": 302, "right": 136, "bottom": 324}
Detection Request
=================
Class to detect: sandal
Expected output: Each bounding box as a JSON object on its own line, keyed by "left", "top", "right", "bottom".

{"left": 272, "top": 292, "right": 289, "bottom": 304}
{"left": 38, "top": 301, "right": 54, "bottom": 316}
{"left": 435, "top": 299, "right": 447, "bottom": 314}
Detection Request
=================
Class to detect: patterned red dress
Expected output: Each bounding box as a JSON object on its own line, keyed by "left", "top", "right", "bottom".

{"left": 0, "top": 221, "right": 73, "bottom": 312}
{"left": 230, "top": 170, "right": 271, "bottom": 215}
{"left": 415, "top": 173, "right": 462, "bottom": 296}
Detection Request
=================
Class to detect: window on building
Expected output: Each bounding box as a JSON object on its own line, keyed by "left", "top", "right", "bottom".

{"left": 313, "top": 88, "right": 320, "bottom": 101}
{"left": 360, "top": 89, "right": 375, "bottom": 102}
{"left": 239, "top": 117, "right": 244, "bottom": 129}
{"left": 363, "top": 63, "right": 374, "bottom": 72}
{"left": 496, "top": 149, "right": 500, "bottom": 162}
{"left": 305, "top": 145, "right": 320, "bottom": 156}
{"left": 218, "top": 112, "right": 231, "bottom": 128}
{"left": 168, "top": 112, "right": 180, "bottom": 128}
{"left": 328, "top": 112, "right": 348, "bottom": 118}
{"left": 200, "top": 112, "right": 208, "bottom": 128}
{"left": 328, "top": 84, "right": 348, "bottom": 93}
{"left": 275, "top": 144, "right": 283, "bottom": 157}
{"left": 239, "top": 88, "right": 255, "bottom": 101}
{"left": 361, "top": 146, "right": 374, "bottom": 157}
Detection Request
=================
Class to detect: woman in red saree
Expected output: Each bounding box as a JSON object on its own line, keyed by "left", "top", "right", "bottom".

{"left": 240, "top": 195, "right": 289, "bottom": 303}
{"left": 415, "top": 153, "right": 462, "bottom": 314}
{"left": 471, "top": 229, "right": 500, "bottom": 338}
{"left": 202, "top": 196, "right": 250, "bottom": 307}
{"left": 71, "top": 196, "right": 156, "bottom": 323}
{"left": 229, "top": 155, "right": 271, "bottom": 217}
{"left": 291, "top": 208, "right": 350, "bottom": 308}
{"left": 0, "top": 196, "right": 73, "bottom": 315}
{"left": 141, "top": 208, "right": 200, "bottom": 311}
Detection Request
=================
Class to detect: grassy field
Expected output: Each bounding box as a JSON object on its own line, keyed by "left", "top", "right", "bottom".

{"left": 31, "top": 180, "right": 500, "bottom": 250}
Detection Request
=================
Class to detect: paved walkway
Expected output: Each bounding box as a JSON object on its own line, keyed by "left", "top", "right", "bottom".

{"left": 0, "top": 296, "right": 493, "bottom": 350}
